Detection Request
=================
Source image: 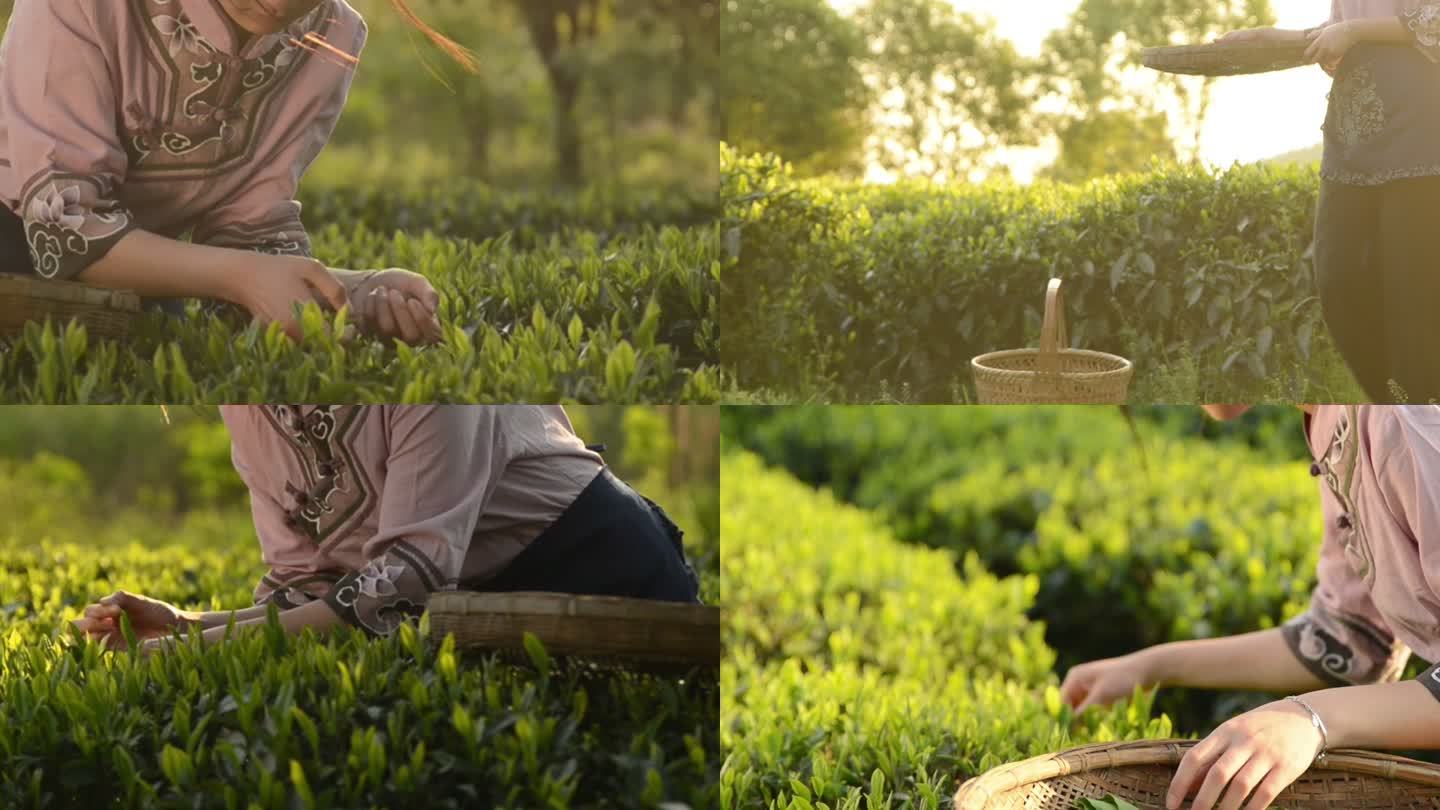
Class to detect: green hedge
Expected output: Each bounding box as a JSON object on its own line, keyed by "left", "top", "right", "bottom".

{"left": 297, "top": 184, "right": 718, "bottom": 250}
{"left": 2, "top": 459, "right": 720, "bottom": 809}
{"left": 725, "top": 406, "right": 1328, "bottom": 734}
{"left": 722, "top": 452, "right": 1172, "bottom": 809}
{"left": 0, "top": 225, "right": 721, "bottom": 403}
{"left": 720, "top": 147, "right": 1356, "bottom": 402}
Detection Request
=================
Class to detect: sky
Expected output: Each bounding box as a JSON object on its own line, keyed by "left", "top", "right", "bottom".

{"left": 828, "top": 0, "right": 1333, "bottom": 182}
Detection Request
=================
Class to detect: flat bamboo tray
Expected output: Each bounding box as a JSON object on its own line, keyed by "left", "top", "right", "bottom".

{"left": 427, "top": 591, "right": 720, "bottom": 672}
{"left": 1142, "top": 41, "right": 1311, "bottom": 76}
{"left": 0, "top": 276, "right": 141, "bottom": 339}
{"left": 954, "top": 739, "right": 1440, "bottom": 809}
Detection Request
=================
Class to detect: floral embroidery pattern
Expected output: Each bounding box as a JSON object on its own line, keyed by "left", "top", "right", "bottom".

{"left": 323, "top": 549, "right": 435, "bottom": 637}
{"left": 1405, "top": 3, "right": 1440, "bottom": 55}
{"left": 354, "top": 559, "right": 407, "bottom": 600}
{"left": 153, "top": 13, "right": 206, "bottom": 57}
{"left": 22, "top": 180, "right": 133, "bottom": 279}
{"left": 124, "top": 0, "right": 329, "bottom": 171}
{"left": 1321, "top": 163, "right": 1440, "bottom": 186}
{"left": 1332, "top": 66, "right": 1385, "bottom": 149}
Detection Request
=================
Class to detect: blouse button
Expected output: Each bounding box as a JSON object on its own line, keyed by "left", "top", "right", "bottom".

{"left": 1309, "top": 463, "right": 1322, "bottom": 477}
{"left": 1338, "top": 514, "right": 1353, "bottom": 530}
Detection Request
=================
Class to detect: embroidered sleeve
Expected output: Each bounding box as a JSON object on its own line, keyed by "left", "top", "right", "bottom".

{"left": 1419, "top": 663, "right": 1440, "bottom": 702}
{"left": 323, "top": 406, "right": 511, "bottom": 637}
{"left": 2, "top": 0, "right": 138, "bottom": 279}
{"left": 190, "top": 17, "right": 367, "bottom": 259}
{"left": 1282, "top": 523, "right": 1408, "bottom": 686}
{"left": 1402, "top": 3, "right": 1440, "bottom": 63}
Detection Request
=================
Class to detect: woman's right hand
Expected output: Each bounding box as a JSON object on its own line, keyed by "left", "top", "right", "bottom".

{"left": 226, "top": 255, "right": 350, "bottom": 341}
{"left": 1059, "top": 650, "right": 1162, "bottom": 713}
{"left": 71, "top": 591, "right": 192, "bottom": 648}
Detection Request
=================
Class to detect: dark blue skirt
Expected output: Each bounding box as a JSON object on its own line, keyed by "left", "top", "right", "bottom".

{"left": 0, "top": 203, "right": 32, "bottom": 275}
{"left": 473, "top": 468, "right": 702, "bottom": 604}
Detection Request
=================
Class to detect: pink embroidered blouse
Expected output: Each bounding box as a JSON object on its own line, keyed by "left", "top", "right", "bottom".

{"left": 1283, "top": 405, "right": 1440, "bottom": 692}
{"left": 219, "top": 405, "right": 605, "bottom": 637}
{"left": 0, "top": 0, "right": 366, "bottom": 279}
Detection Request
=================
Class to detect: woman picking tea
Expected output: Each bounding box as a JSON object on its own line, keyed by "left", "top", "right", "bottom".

{"left": 1061, "top": 405, "right": 1440, "bottom": 810}
{"left": 69, "top": 406, "right": 701, "bottom": 646}
{"left": 0, "top": 0, "right": 464, "bottom": 343}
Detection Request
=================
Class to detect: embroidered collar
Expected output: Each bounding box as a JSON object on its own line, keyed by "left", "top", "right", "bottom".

{"left": 172, "top": 0, "right": 330, "bottom": 59}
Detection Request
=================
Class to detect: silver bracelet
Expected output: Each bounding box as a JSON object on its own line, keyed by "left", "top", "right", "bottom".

{"left": 1285, "top": 695, "right": 1330, "bottom": 764}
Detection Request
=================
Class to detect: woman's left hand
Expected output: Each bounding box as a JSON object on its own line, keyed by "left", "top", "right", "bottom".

{"left": 1306, "top": 22, "right": 1358, "bottom": 75}
{"left": 1166, "top": 699, "right": 1323, "bottom": 810}
{"left": 342, "top": 268, "right": 443, "bottom": 346}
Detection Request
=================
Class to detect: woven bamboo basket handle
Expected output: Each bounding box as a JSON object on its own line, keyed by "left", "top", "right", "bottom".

{"left": 1037, "top": 277, "right": 1067, "bottom": 375}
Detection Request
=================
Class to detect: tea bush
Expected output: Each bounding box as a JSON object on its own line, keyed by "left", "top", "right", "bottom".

{"left": 1, "top": 222, "right": 721, "bottom": 404}
{"left": 721, "top": 452, "right": 1173, "bottom": 809}
{"left": 0, "top": 459, "right": 721, "bottom": 809}
{"left": 297, "top": 184, "right": 719, "bottom": 250}
{"left": 720, "top": 146, "right": 1361, "bottom": 402}
{"left": 724, "top": 406, "right": 1329, "bottom": 733}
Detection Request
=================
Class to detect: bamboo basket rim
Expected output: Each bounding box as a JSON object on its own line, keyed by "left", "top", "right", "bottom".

{"left": 1141, "top": 40, "right": 1312, "bottom": 76}
{"left": 427, "top": 590, "right": 719, "bottom": 672}
{"left": 427, "top": 590, "right": 720, "bottom": 626}
{"left": 971, "top": 277, "right": 1135, "bottom": 378}
{"left": 954, "top": 738, "right": 1440, "bottom": 808}
{"left": 970, "top": 347, "right": 1133, "bottom": 376}
{"left": 0, "top": 275, "right": 142, "bottom": 310}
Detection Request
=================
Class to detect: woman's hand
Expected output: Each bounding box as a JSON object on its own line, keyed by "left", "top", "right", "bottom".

{"left": 1214, "top": 27, "right": 1303, "bottom": 45}
{"left": 341, "top": 268, "right": 443, "bottom": 346}
{"left": 1306, "top": 22, "right": 1358, "bottom": 74}
{"left": 226, "top": 255, "right": 350, "bottom": 340}
{"left": 71, "top": 590, "right": 194, "bottom": 649}
{"left": 1059, "top": 650, "right": 1161, "bottom": 713}
{"left": 1166, "top": 700, "right": 1323, "bottom": 810}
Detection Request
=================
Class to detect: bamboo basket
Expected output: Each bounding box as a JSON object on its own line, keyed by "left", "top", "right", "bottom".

{"left": 427, "top": 591, "right": 720, "bottom": 672}
{"left": 971, "top": 278, "right": 1132, "bottom": 404}
{"left": 954, "top": 739, "right": 1440, "bottom": 809}
{"left": 0, "top": 276, "right": 141, "bottom": 339}
{"left": 1142, "top": 41, "right": 1311, "bottom": 76}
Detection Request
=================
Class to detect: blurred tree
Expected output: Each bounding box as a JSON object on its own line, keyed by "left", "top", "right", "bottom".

{"left": 1042, "top": 0, "right": 1274, "bottom": 170}
{"left": 855, "top": 0, "right": 1038, "bottom": 182}
{"left": 1041, "top": 108, "right": 1175, "bottom": 183}
{"left": 721, "top": 0, "right": 870, "bottom": 176}
{"left": 505, "top": 0, "right": 609, "bottom": 185}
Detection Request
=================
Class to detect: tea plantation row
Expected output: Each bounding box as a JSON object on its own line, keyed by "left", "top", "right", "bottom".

{"left": 721, "top": 451, "right": 1172, "bottom": 809}
{"left": 723, "top": 406, "right": 1336, "bottom": 736}
{"left": 1, "top": 456, "right": 720, "bottom": 808}
{"left": 0, "top": 222, "right": 722, "bottom": 403}
{"left": 720, "top": 147, "right": 1360, "bottom": 402}
{"left": 297, "top": 184, "right": 719, "bottom": 249}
